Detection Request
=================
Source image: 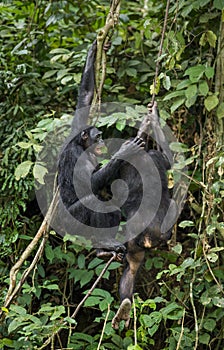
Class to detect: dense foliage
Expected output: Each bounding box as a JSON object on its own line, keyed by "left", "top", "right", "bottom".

{"left": 0, "top": 0, "right": 223, "bottom": 349}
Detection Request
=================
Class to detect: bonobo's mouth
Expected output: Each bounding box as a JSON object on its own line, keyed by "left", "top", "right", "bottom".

{"left": 95, "top": 146, "right": 103, "bottom": 155}
{"left": 94, "top": 145, "right": 107, "bottom": 156}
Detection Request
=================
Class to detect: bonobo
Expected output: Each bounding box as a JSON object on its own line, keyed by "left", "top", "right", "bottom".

{"left": 58, "top": 39, "right": 145, "bottom": 254}
{"left": 58, "top": 125, "right": 145, "bottom": 254}
{"left": 111, "top": 103, "right": 177, "bottom": 329}
{"left": 57, "top": 40, "right": 178, "bottom": 329}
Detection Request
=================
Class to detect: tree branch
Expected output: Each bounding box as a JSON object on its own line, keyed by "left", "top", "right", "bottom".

{"left": 0, "top": 187, "right": 59, "bottom": 318}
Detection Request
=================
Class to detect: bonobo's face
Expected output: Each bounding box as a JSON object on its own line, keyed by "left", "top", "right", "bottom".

{"left": 81, "top": 127, "right": 106, "bottom": 156}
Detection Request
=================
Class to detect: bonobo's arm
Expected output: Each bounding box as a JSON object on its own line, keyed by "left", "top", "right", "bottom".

{"left": 72, "top": 40, "right": 97, "bottom": 130}
{"left": 148, "top": 102, "right": 173, "bottom": 166}
{"left": 91, "top": 137, "right": 145, "bottom": 193}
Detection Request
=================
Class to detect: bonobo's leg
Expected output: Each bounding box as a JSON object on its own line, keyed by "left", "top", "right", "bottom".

{"left": 96, "top": 246, "right": 126, "bottom": 263}
{"left": 112, "top": 239, "right": 145, "bottom": 329}
{"left": 68, "top": 195, "right": 126, "bottom": 260}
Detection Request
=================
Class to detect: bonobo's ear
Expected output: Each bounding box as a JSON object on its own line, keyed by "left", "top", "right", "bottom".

{"left": 81, "top": 130, "right": 89, "bottom": 140}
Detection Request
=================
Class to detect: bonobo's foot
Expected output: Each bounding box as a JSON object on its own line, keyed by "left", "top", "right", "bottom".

{"left": 96, "top": 244, "right": 126, "bottom": 262}
{"left": 112, "top": 298, "right": 132, "bottom": 329}
{"left": 113, "top": 136, "right": 145, "bottom": 160}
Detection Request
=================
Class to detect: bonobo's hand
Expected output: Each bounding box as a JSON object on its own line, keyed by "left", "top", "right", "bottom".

{"left": 112, "top": 137, "right": 145, "bottom": 160}
{"left": 147, "top": 101, "right": 159, "bottom": 123}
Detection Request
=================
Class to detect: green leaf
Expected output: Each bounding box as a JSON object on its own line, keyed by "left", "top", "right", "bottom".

{"left": 185, "top": 65, "right": 205, "bottom": 82}
{"left": 8, "top": 319, "right": 23, "bottom": 334}
{"left": 64, "top": 316, "right": 77, "bottom": 325}
{"left": 42, "top": 70, "right": 57, "bottom": 79}
{"left": 199, "top": 32, "right": 207, "bottom": 46}
{"left": 61, "top": 75, "right": 73, "bottom": 85}
{"left": 50, "top": 48, "right": 70, "bottom": 54}
{"left": 161, "top": 303, "right": 184, "bottom": 320}
{"left": 213, "top": 0, "right": 224, "bottom": 10}
{"left": 80, "top": 270, "right": 94, "bottom": 287}
{"left": 172, "top": 243, "right": 182, "bottom": 255}
{"left": 199, "top": 333, "right": 210, "bottom": 345}
{"left": 84, "top": 296, "right": 101, "bottom": 307}
{"left": 170, "top": 97, "right": 186, "bottom": 113}
{"left": 10, "top": 304, "right": 27, "bottom": 315}
{"left": 203, "top": 318, "right": 216, "bottom": 332}
{"left": 116, "top": 119, "right": 126, "bottom": 131}
{"left": 140, "top": 311, "right": 162, "bottom": 327}
{"left": 50, "top": 306, "right": 65, "bottom": 320}
{"left": 207, "top": 30, "right": 217, "bottom": 48}
{"left": 199, "top": 31, "right": 216, "bottom": 47}
{"left": 213, "top": 297, "right": 224, "bottom": 307}
{"left": 0, "top": 338, "right": 13, "bottom": 347}
{"left": 126, "top": 67, "right": 137, "bottom": 77}
{"left": 170, "top": 142, "right": 189, "bottom": 153}
{"left": 33, "top": 163, "right": 48, "bottom": 184}
{"left": 216, "top": 102, "right": 224, "bottom": 119}
{"left": 207, "top": 252, "right": 218, "bottom": 263}
{"left": 15, "top": 160, "right": 33, "bottom": 180}
{"left": 99, "top": 297, "right": 113, "bottom": 311}
{"left": 179, "top": 220, "right": 195, "bottom": 228}
{"left": 17, "top": 141, "right": 33, "bottom": 149}
{"left": 127, "top": 345, "right": 143, "bottom": 350}
{"left": 204, "top": 94, "right": 219, "bottom": 111}
{"left": 198, "top": 81, "right": 209, "bottom": 96}
{"left": 57, "top": 69, "right": 70, "bottom": 80}
{"left": 173, "top": 155, "right": 197, "bottom": 169}
{"left": 186, "top": 94, "right": 197, "bottom": 108}
{"left": 205, "top": 66, "right": 215, "bottom": 79}
{"left": 185, "top": 84, "right": 197, "bottom": 100}
{"left": 185, "top": 84, "right": 197, "bottom": 107}
{"left": 162, "top": 75, "right": 171, "bottom": 90}
{"left": 45, "top": 244, "right": 54, "bottom": 263}
{"left": 43, "top": 283, "right": 59, "bottom": 290}
{"left": 77, "top": 254, "right": 85, "bottom": 269}
{"left": 176, "top": 79, "right": 191, "bottom": 90}
{"left": 163, "top": 90, "right": 185, "bottom": 100}
{"left": 88, "top": 257, "right": 103, "bottom": 269}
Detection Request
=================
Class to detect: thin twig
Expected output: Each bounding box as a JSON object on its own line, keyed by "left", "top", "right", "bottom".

{"left": 3, "top": 233, "right": 49, "bottom": 310}
{"left": 39, "top": 253, "right": 116, "bottom": 350}
{"left": 176, "top": 308, "right": 185, "bottom": 350}
{"left": 190, "top": 277, "right": 199, "bottom": 350}
{"left": 71, "top": 252, "right": 116, "bottom": 319}
{"left": 151, "top": 0, "right": 171, "bottom": 105}
{"left": 97, "top": 304, "right": 111, "bottom": 350}
{"left": 132, "top": 295, "right": 137, "bottom": 346}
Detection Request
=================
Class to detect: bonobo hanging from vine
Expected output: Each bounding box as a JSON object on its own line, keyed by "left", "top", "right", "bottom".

{"left": 57, "top": 40, "right": 178, "bottom": 329}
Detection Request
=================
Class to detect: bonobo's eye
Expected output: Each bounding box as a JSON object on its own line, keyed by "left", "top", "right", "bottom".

{"left": 89, "top": 128, "right": 102, "bottom": 142}
{"left": 95, "top": 134, "right": 103, "bottom": 143}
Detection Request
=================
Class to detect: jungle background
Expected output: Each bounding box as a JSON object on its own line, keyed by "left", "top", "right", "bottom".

{"left": 0, "top": 0, "right": 224, "bottom": 349}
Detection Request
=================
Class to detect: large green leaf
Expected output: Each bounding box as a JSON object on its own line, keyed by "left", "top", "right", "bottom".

{"left": 15, "top": 161, "right": 33, "bottom": 180}
{"left": 204, "top": 94, "right": 219, "bottom": 111}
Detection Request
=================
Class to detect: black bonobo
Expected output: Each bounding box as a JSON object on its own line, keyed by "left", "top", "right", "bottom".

{"left": 57, "top": 40, "right": 177, "bottom": 329}
{"left": 57, "top": 40, "right": 145, "bottom": 255}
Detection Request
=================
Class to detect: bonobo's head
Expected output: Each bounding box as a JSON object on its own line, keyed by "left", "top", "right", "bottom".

{"left": 80, "top": 126, "right": 105, "bottom": 156}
